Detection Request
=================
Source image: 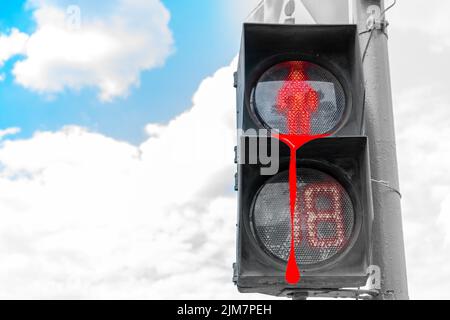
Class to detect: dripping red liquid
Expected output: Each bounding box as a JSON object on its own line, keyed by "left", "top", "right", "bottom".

{"left": 274, "top": 134, "right": 326, "bottom": 284}
{"left": 273, "top": 61, "right": 330, "bottom": 284}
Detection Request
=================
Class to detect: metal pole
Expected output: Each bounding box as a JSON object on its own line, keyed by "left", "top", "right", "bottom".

{"left": 355, "top": 0, "right": 409, "bottom": 300}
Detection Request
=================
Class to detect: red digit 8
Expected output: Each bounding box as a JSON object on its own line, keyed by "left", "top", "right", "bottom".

{"left": 302, "top": 182, "right": 345, "bottom": 248}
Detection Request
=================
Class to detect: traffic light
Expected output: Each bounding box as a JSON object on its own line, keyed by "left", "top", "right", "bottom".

{"left": 233, "top": 23, "right": 374, "bottom": 297}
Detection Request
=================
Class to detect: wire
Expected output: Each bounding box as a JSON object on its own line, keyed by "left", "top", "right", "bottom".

{"left": 359, "top": 89, "right": 367, "bottom": 134}
{"left": 362, "top": 28, "right": 375, "bottom": 63}
{"left": 360, "top": 0, "right": 397, "bottom": 63}
{"left": 371, "top": 179, "right": 402, "bottom": 198}
{"left": 381, "top": 0, "right": 397, "bottom": 19}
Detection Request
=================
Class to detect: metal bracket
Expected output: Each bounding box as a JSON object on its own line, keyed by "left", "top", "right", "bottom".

{"left": 366, "top": 16, "right": 389, "bottom": 32}
{"left": 289, "top": 288, "right": 379, "bottom": 300}
{"left": 364, "top": 4, "right": 389, "bottom": 35}
{"left": 288, "top": 266, "right": 382, "bottom": 300}
{"left": 360, "top": 5, "right": 390, "bottom": 61}
{"left": 366, "top": 0, "right": 397, "bottom": 33}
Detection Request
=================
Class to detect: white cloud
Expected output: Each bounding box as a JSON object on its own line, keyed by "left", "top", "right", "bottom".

{"left": 4, "top": 0, "right": 173, "bottom": 101}
{"left": 439, "top": 197, "right": 450, "bottom": 245}
{"left": 0, "top": 47, "right": 449, "bottom": 300}
{"left": 0, "top": 59, "right": 263, "bottom": 299}
{"left": 394, "top": 85, "right": 450, "bottom": 300}
{"left": 0, "top": 128, "right": 21, "bottom": 140}
{"left": 390, "top": 0, "right": 450, "bottom": 51}
{"left": 0, "top": 29, "right": 29, "bottom": 67}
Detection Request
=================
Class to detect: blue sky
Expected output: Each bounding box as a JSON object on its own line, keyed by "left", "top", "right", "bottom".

{"left": 0, "top": 0, "right": 241, "bottom": 144}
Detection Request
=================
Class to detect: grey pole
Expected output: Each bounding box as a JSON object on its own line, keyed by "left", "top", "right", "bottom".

{"left": 355, "top": 0, "right": 409, "bottom": 300}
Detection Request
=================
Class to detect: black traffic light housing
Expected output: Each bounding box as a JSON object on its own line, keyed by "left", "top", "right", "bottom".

{"left": 236, "top": 23, "right": 365, "bottom": 136}
{"left": 234, "top": 24, "right": 374, "bottom": 297}
{"left": 236, "top": 137, "right": 373, "bottom": 296}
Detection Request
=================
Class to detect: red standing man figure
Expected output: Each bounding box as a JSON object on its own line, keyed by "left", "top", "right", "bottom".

{"left": 276, "top": 61, "right": 319, "bottom": 135}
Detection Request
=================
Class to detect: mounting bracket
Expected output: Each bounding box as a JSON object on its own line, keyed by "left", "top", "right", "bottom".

{"left": 288, "top": 266, "right": 382, "bottom": 300}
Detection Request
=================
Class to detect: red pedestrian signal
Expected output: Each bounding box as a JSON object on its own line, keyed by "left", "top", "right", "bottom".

{"left": 233, "top": 24, "right": 374, "bottom": 298}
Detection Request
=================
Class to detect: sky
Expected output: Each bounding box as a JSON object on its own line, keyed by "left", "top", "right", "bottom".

{"left": 0, "top": 0, "right": 241, "bottom": 144}
{"left": 0, "top": 0, "right": 449, "bottom": 300}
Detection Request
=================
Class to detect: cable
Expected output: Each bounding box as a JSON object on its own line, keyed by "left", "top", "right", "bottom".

{"left": 371, "top": 179, "right": 402, "bottom": 198}
{"left": 360, "top": 0, "right": 397, "bottom": 63}
{"left": 381, "top": 0, "right": 397, "bottom": 19}
{"left": 361, "top": 28, "right": 375, "bottom": 63}
{"left": 359, "top": 89, "right": 367, "bottom": 134}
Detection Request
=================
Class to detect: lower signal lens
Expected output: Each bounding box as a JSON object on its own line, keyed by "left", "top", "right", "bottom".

{"left": 252, "top": 168, "right": 355, "bottom": 266}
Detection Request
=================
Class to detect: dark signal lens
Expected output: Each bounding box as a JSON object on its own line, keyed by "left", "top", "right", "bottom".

{"left": 252, "top": 61, "right": 346, "bottom": 135}
{"left": 252, "top": 168, "right": 355, "bottom": 266}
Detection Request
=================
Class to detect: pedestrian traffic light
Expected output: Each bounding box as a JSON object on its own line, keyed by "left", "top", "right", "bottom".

{"left": 233, "top": 23, "right": 374, "bottom": 297}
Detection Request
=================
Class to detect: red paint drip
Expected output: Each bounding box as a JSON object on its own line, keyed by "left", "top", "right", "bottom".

{"left": 275, "top": 134, "right": 326, "bottom": 284}
{"left": 273, "top": 61, "right": 330, "bottom": 285}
